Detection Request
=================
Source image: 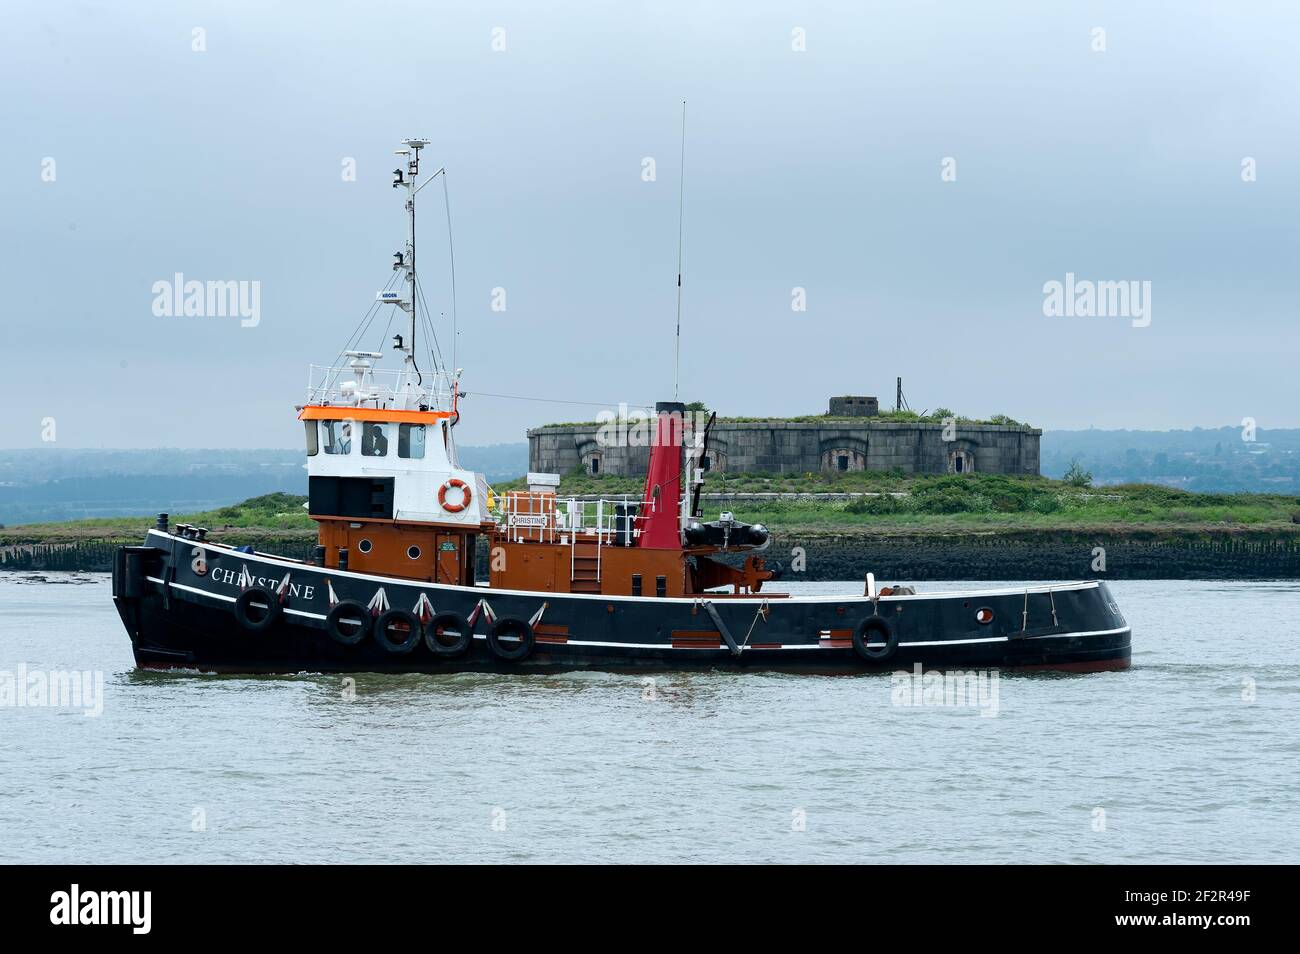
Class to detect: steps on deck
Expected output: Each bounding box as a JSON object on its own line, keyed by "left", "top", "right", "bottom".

{"left": 570, "top": 541, "right": 601, "bottom": 593}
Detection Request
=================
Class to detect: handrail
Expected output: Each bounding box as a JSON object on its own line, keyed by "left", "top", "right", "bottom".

{"left": 497, "top": 490, "right": 642, "bottom": 594}
{"left": 596, "top": 498, "right": 603, "bottom": 582}
{"left": 305, "top": 363, "right": 456, "bottom": 409}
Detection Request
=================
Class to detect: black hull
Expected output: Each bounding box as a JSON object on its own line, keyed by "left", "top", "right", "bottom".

{"left": 113, "top": 531, "right": 1132, "bottom": 675}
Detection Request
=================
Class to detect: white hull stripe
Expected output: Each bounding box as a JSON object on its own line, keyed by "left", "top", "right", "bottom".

{"left": 146, "top": 578, "right": 1129, "bottom": 652}
{"left": 148, "top": 530, "right": 1102, "bottom": 605}
{"left": 150, "top": 577, "right": 329, "bottom": 621}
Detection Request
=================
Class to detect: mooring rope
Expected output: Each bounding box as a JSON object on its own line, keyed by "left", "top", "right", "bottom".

{"left": 739, "top": 599, "right": 770, "bottom": 651}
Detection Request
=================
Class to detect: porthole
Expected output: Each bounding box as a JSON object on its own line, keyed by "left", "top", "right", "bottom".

{"left": 407, "top": 545, "right": 421, "bottom": 560}
{"left": 357, "top": 539, "right": 373, "bottom": 554}
{"left": 975, "top": 607, "right": 994, "bottom": 625}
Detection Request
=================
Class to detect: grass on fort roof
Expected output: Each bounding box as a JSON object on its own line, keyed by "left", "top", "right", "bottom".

{"left": 537, "top": 407, "right": 1030, "bottom": 428}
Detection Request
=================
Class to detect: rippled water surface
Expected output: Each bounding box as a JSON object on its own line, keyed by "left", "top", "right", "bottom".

{"left": 1, "top": 574, "right": 1297, "bottom": 863}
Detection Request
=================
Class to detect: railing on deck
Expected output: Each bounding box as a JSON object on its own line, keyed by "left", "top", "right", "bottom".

{"left": 305, "top": 364, "right": 456, "bottom": 410}
{"left": 499, "top": 494, "right": 643, "bottom": 585}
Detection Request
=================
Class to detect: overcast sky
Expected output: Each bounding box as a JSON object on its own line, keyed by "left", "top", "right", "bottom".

{"left": 2, "top": 1, "right": 1296, "bottom": 448}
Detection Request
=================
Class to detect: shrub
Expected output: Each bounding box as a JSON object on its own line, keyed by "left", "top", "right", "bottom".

{"left": 910, "top": 483, "right": 992, "bottom": 514}
{"left": 1029, "top": 494, "right": 1061, "bottom": 514}
{"left": 846, "top": 494, "right": 909, "bottom": 515}
{"left": 1062, "top": 459, "right": 1093, "bottom": 487}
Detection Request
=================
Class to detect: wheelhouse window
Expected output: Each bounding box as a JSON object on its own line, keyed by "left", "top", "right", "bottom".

{"left": 398, "top": 423, "right": 426, "bottom": 459}
{"left": 322, "top": 420, "right": 352, "bottom": 455}
{"left": 304, "top": 421, "right": 319, "bottom": 457}
{"left": 361, "top": 422, "right": 390, "bottom": 457}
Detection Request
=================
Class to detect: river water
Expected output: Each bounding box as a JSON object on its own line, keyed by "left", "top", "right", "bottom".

{"left": 0, "top": 573, "right": 1296, "bottom": 864}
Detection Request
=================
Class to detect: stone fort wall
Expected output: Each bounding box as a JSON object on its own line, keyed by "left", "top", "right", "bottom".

{"left": 528, "top": 419, "right": 1041, "bottom": 477}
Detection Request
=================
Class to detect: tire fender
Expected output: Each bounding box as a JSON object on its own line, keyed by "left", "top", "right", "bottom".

{"left": 374, "top": 608, "right": 423, "bottom": 655}
{"left": 234, "top": 586, "right": 281, "bottom": 633}
{"left": 326, "top": 599, "right": 372, "bottom": 646}
{"left": 852, "top": 614, "right": 898, "bottom": 662}
{"left": 425, "top": 611, "right": 473, "bottom": 657}
{"left": 487, "top": 616, "right": 534, "bottom": 662}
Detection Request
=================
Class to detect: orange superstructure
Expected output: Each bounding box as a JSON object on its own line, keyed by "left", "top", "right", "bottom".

{"left": 299, "top": 405, "right": 455, "bottom": 424}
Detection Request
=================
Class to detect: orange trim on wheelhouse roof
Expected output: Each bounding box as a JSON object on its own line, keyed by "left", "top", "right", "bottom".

{"left": 298, "top": 405, "right": 455, "bottom": 424}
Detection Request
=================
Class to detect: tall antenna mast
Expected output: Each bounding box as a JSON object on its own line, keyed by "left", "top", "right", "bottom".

{"left": 391, "top": 138, "right": 429, "bottom": 392}
{"left": 673, "top": 101, "right": 686, "bottom": 401}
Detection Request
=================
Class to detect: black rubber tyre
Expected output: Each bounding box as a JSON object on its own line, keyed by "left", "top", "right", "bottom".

{"left": 326, "top": 600, "right": 372, "bottom": 646}
{"left": 425, "top": 611, "right": 473, "bottom": 657}
{"left": 374, "top": 609, "right": 422, "bottom": 655}
{"left": 852, "top": 614, "right": 898, "bottom": 662}
{"left": 234, "top": 587, "right": 281, "bottom": 633}
{"left": 486, "top": 616, "right": 534, "bottom": 662}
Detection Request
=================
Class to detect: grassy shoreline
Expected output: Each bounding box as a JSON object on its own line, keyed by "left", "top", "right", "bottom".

{"left": 3, "top": 478, "right": 1297, "bottom": 562}
{"left": 3, "top": 476, "right": 1297, "bottom": 578}
{"left": 5, "top": 477, "right": 1300, "bottom": 538}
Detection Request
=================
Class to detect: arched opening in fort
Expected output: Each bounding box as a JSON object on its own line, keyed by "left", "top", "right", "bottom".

{"left": 949, "top": 446, "right": 975, "bottom": 474}
{"left": 700, "top": 438, "right": 728, "bottom": 474}
{"left": 819, "top": 436, "right": 867, "bottom": 473}
{"left": 578, "top": 441, "right": 603, "bottom": 476}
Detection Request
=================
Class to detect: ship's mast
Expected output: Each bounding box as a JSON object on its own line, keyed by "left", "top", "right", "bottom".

{"left": 392, "top": 138, "right": 429, "bottom": 404}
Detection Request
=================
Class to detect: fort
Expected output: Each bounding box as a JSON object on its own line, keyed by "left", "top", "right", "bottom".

{"left": 527, "top": 396, "right": 1042, "bottom": 477}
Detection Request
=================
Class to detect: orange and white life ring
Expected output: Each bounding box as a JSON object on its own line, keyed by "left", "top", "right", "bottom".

{"left": 438, "top": 478, "right": 472, "bottom": 513}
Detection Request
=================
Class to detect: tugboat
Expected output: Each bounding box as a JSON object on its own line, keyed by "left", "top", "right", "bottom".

{"left": 111, "top": 139, "right": 1131, "bottom": 674}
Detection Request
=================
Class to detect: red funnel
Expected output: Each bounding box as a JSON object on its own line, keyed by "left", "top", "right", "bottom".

{"left": 638, "top": 401, "right": 685, "bottom": 549}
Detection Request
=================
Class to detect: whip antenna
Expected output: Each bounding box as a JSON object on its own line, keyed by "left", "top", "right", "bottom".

{"left": 673, "top": 100, "right": 686, "bottom": 401}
